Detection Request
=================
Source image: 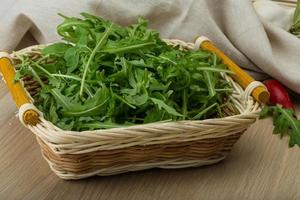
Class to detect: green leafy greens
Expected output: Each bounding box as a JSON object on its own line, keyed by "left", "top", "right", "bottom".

{"left": 290, "top": 0, "right": 300, "bottom": 38}
{"left": 15, "top": 13, "right": 235, "bottom": 131}
{"left": 260, "top": 106, "right": 300, "bottom": 147}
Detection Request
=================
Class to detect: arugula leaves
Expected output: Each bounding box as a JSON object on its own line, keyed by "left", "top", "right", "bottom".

{"left": 260, "top": 106, "right": 300, "bottom": 147}
{"left": 290, "top": 0, "right": 300, "bottom": 38}
{"left": 15, "top": 13, "right": 234, "bottom": 131}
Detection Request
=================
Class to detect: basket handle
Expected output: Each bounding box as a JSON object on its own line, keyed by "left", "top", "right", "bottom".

{"left": 0, "top": 52, "right": 40, "bottom": 126}
{"left": 195, "top": 36, "right": 270, "bottom": 104}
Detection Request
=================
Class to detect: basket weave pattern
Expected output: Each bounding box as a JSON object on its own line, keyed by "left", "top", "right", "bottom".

{"left": 12, "top": 39, "right": 261, "bottom": 179}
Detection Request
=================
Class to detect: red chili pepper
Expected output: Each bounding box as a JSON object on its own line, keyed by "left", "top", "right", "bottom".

{"left": 263, "top": 79, "right": 294, "bottom": 109}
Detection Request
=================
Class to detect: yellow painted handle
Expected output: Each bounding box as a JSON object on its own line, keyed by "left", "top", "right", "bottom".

{"left": 0, "top": 54, "right": 30, "bottom": 107}
{"left": 0, "top": 53, "right": 40, "bottom": 125}
{"left": 200, "top": 40, "right": 270, "bottom": 104}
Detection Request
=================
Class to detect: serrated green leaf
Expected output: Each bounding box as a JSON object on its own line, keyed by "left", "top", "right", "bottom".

{"left": 150, "top": 97, "right": 182, "bottom": 117}
{"left": 64, "top": 47, "right": 80, "bottom": 67}
{"left": 42, "top": 43, "right": 72, "bottom": 55}
{"left": 260, "top": 106, "right": 300, "bottom": 147}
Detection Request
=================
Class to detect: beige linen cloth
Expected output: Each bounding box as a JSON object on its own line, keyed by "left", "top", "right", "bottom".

{"left": 0, "top": 0, "right": 299, "bottom": 93}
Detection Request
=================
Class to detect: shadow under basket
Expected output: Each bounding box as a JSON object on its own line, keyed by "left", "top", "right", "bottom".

{"left": 1, "top": 39, "right": 261, "bottom": 180}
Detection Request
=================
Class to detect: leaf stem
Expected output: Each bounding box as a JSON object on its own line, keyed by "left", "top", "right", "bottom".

{"left": 182, "top": 89, "right": 187, "bottom": 120}
{"left": 79, "top": 23, "right": 113, "bottom": 96}
{"left": 28, "top": 66, "right": 45, "bottom": 88}
{"left": 204, "top": 71, "right": 216, "bottom": 97}
{"left": 196, "top": 67, "right": 234, "bottom": 74}
{"left": 192, "top": 103, "right": 218, "bottom": 120}
{"left": 101, "top": 42, "right": 155, "bottom": 54}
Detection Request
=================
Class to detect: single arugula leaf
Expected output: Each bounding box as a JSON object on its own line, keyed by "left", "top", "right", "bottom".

{"left": 62, "top": 98, "right": 109, "bottom": 117}
{"left": 75, "top": 26, "right": 89, "bottom": 46}
{"left": 150, "top": 97, "right": 182, "bottom": 117}
{"left": 42, "top": 43, "right": 72, "bottom": 55}
{"left": 124, "top": 93, "right": 148, "bottom": 106}
{"left": 50, "top": 88, "right": 74, "bottom": 110}
{"left": 57, "top": 16, "right": 93, "bottom": 43}
{"left": 64, "top": 47, "right": 80, "bottom": 67}
{"left": 260, "top": 105, "right": 300, "bottom": 147}
{"left": 62, "top": 86, "right": 110, "bottom": 117}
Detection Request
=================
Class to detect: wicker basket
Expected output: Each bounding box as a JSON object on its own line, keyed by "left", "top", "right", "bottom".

{"left": 0, "top": 38, "right": 262, "bottom": 180}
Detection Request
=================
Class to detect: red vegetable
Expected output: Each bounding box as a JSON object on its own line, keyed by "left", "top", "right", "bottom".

{"left": 263, "top": 79, "right": 294, "bottom": 109}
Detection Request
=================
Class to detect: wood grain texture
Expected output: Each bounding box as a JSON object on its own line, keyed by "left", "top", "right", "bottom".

{"left": 0, "top": 79, "right": 299, "bottom": 200}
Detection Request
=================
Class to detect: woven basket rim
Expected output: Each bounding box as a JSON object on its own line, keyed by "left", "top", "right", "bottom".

{"left": 11, "top": 39, "right": 261, "bottom": 138}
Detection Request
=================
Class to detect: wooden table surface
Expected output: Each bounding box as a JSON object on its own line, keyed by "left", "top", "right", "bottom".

{"left": 1, "top": 36, "right": 300, "bottom": 200}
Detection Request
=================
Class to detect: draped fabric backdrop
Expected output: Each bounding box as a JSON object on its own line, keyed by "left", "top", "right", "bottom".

{"left": 0, "top": 0, "right": 299, "bottom": 93}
